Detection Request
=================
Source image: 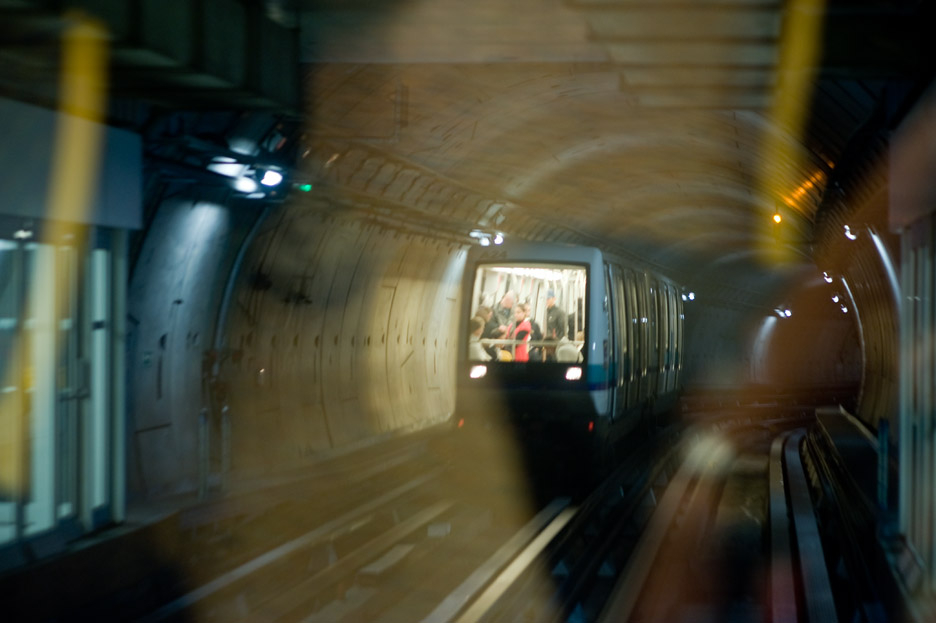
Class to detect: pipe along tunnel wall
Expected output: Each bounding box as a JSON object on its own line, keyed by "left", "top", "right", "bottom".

{"left": 128, "top": 199, "right": 464, "bottom": 498}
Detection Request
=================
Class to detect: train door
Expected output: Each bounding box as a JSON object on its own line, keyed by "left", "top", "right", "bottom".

{"left": 666, "top": 284, "right": 679, "bottom": 393}
{"left": 604, "top": 264, "right": 618, "bottom": 419}
{"left": 609, "top": 265, "right": 629, "bottom": 417}
{"left": 624, "top": 270, "right": 638, "bottom": 409}
{"left": 635, "top": 271, "right": 649, "bottom": 403}
{"left": 656, "top": 281, "right": 669, "bottom": 394}
{"left": 675, "top": 287, "right": 684, "bottom": 390}
{"left": 659, "top": 283, "right": 670, "bottom": 393}
{"left": 646, "top": 276, "right": 659, "bottom": 400}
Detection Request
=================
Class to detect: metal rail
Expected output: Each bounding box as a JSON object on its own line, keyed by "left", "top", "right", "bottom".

{"left": 421, "top": 498, "right": 573, "bottom": 623}
{"left": 783, "top": 430, "right": 839, "bottom": 622}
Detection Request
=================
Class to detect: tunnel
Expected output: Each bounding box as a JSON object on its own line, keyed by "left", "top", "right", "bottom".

{"left": 1, "top": 1, "right": 936, "bottom": 621}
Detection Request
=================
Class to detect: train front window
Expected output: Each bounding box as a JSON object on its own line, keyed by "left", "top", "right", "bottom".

{"left": 467, "top": 264, "right": 587, "bottom": 363}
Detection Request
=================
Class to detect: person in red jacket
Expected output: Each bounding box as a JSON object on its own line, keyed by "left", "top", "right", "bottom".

{"left": 507, "top": 304, "right": 532, "bottom": 362}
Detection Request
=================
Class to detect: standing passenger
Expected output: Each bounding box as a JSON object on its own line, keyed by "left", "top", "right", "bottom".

{"left": 493, "top": 291, "right": 516, "bottom": 337}
{"left": 545, "top": 290, "right": 567, "bottom": 340}
{"left": 507, "top": 305, "right": 532, "bottom": 362}
{"left": 544, "top": 289, "right": 566, "bottom": 361}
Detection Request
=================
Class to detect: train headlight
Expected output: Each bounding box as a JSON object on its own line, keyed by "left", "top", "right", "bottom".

{"left": 470, "top": 365, "right": 487, "bottom": 379}
{"left": 565, "top": 366, "right": 582, "bottom": 381}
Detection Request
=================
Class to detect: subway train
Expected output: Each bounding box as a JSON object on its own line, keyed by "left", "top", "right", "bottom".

{"left": 455, "top": 240, "right": 685, "bottom": 469}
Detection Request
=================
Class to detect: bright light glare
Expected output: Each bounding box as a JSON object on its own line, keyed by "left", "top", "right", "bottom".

{"left": 234, "top": 176, "right": 258, "bottom": 193}
{"left": 841, "top": 306, "right": 849, "bottom": 314}
{"left": 565, "top": 367, "right": 582, "bottom": 381}
{"left": 493, "top": 233, "right": 504, "bottom": 245}
{"left": 773, "top": 213, "right": 782, "bottom": 224}
{"left": 832, "top": 295, "right": 840, "bottom": 303}
{"left": 470, "top": 365, "right": 487, "bottom": 379}
{"left": 784, "top": 309, "right": 792, "bottom": 317}
{"left": 823, "top": 272, "right": 833, "bottom": 283}
{"left": 688, "top": 292, "right": 695, "bottom": 301}
{"left": 489, "top": 266, "right": 567, "bottom": 281}
{"left": 479, "top": 237, "right": 490, "bottom": 247}
{"left": 207, "top": 157, "right": 244, "bottom": 178}
{"left": 844, "top": 225, "right": 857, "bottom": 241}
{"left": 681, "top": 294, "right": 687, "bottom": 301}
{"left": 260, "top": 170, "right": 283, "bottom": 186}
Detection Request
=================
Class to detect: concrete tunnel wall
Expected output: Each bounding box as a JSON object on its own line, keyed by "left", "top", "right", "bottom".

{"left": 682, "top": 303, "right": 760, "bottom": 389}
{"left": 127, "top": 196, "right": 465, "bottom": 498}
{"left": 682, "top": 295, "right": 861, "bottom": 394}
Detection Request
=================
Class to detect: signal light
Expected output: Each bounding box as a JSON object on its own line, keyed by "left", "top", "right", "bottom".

{"left": 457, "top": 418, "right": 464, "bottom": 428}
{"left": 588, "top": 421, "right": 594, "bottom": 432}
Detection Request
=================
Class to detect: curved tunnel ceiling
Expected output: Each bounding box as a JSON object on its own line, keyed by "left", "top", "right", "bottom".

{"left": 298, "top": 0, "right": 933, "bottom": 311}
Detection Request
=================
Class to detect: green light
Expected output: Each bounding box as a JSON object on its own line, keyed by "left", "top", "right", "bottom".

{"left": 297, "top": 183, "right": 312, "bottom": 192}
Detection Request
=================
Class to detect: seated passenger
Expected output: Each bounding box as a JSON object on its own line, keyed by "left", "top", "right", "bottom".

{"left": 475, "top": 305, "right": 499, "bottom": 358}
{"left": 468, "top": 316, "right": 492, "bottom": 361}
{"left": 556, "top": 334, "right": 583, "bottom": 363}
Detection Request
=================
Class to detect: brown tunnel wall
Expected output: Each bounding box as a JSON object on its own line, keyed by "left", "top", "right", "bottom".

{"left": 128, "top": 198, "right": 465, "bottom": 497}
{"left": 221, "top": 207, "right": 465, "bottom": 476}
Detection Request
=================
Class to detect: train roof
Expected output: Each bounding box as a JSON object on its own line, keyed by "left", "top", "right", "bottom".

{"left": 466, "top": 240, "right": 680, "bottom": 285}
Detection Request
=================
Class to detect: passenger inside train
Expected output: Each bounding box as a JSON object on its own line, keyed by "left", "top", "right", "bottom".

{"left": 469, "top": 264, "right": 587, "bottom": 363}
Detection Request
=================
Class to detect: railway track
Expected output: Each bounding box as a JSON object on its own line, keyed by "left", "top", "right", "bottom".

{"left": 135, "top": 406, "right": 857, "bottom": 623}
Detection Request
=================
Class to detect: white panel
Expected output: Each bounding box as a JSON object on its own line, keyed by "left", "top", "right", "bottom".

{"left": 88, "top": 248, "right": 111, "bottom": 515}
{"left": 25, "top": 244, "right": 56, "bottom": 536}
{"left": 57, "top": 244, "right": 80, "bottom": 520}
